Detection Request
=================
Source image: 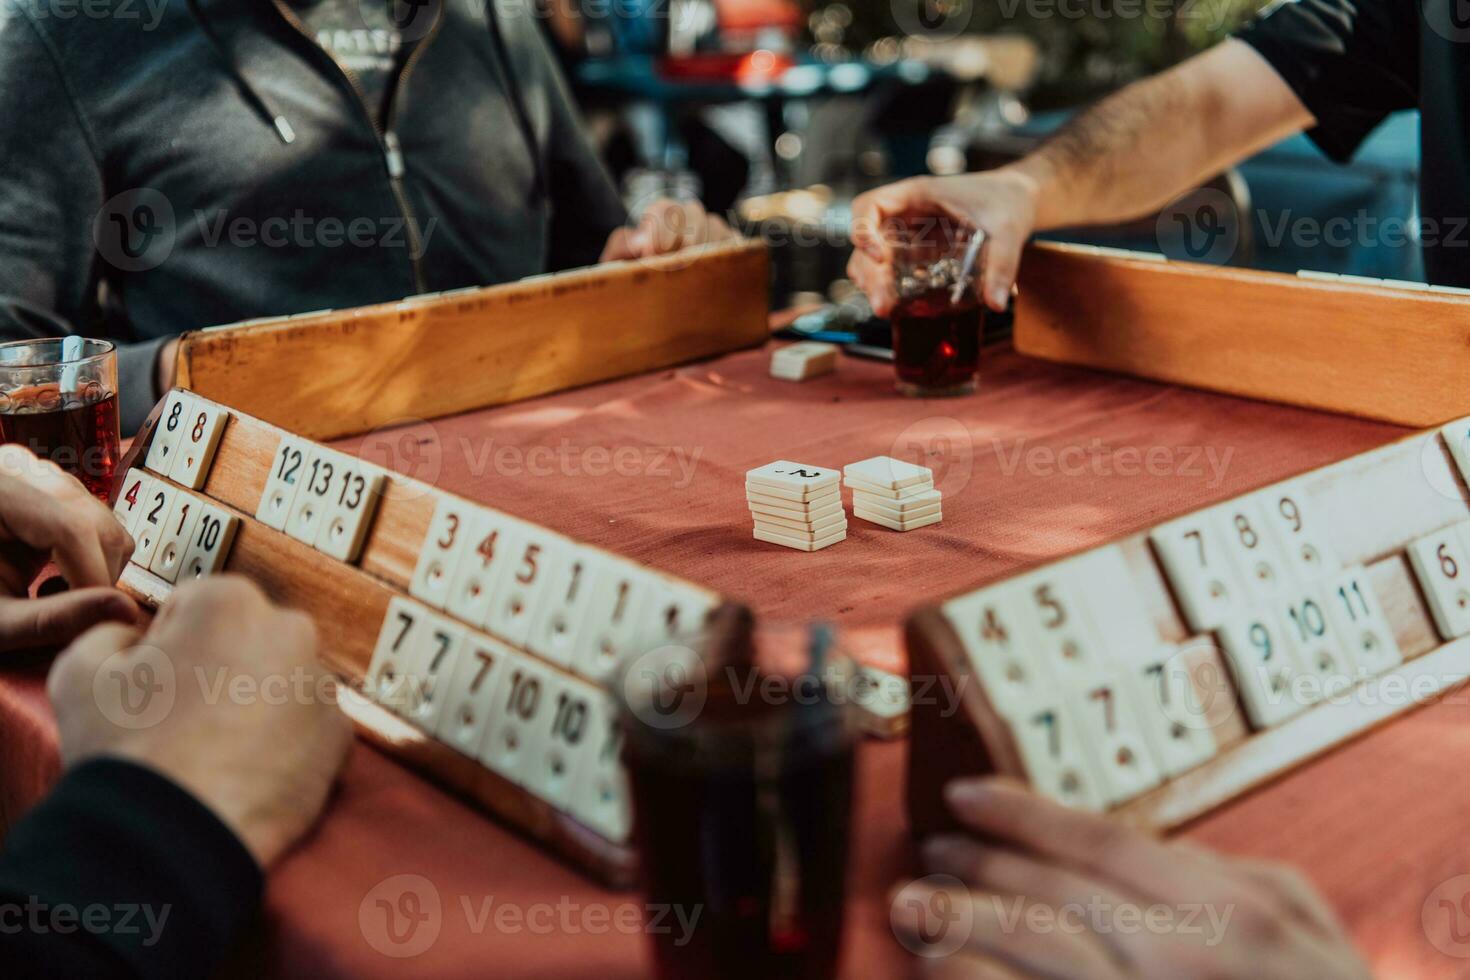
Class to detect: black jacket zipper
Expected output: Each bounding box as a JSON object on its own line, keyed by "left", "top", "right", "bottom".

{"left": 267, "top": 0, "right": 444, "bottom": 295}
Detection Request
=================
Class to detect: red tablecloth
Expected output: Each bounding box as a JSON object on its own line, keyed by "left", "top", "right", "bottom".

{"left": 9, "top": 343, "right": 1466, "bottom": 978}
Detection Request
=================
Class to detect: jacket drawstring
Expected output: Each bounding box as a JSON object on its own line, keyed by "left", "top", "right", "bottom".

{"left": 185, "top": 0, "right": 297, "bottom": 144}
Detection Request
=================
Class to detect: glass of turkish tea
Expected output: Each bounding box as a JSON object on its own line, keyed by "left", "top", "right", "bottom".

{"left": 0, "top": 339, "right": 120, "bottom": 500}
{"left": 620, "top": 616, "right": 858, "bottom": 980}
{"left": 890, "top": 222, "right": 983, "bottom": 397}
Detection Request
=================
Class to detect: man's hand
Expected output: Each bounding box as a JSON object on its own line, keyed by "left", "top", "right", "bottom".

{"left": 599, "top": 198, "right": 741, "bottom": 263}
{"left": 848, "top": 169, "right": 1041, "bottom": 318}
{"left": 0, "top": 445, "right": 138, "bottom": 651}
{"left": 49, "top": 576, "right": 353, "bottom": 868}
{"left": 894, "top": 778, "right": 1371, "bottom": 979}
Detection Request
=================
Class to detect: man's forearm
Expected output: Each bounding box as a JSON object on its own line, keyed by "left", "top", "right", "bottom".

{"left": 1003, "top": 39, "right": 1314, "bottom": 231}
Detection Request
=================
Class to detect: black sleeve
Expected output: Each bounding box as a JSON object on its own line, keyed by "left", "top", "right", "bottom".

{"left": 0, "top": 758, "right": 264, "bottom": 980}
{"left": 0, "top": 8, "right": 164, "bottom": 432}
{"left": 1234, "top": 0, "right": 1419, "bottom": 161}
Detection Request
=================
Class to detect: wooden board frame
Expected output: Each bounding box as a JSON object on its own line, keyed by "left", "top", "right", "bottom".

{"left": 1013, "top": 242, "right": 1470, "bottom": 427}
{"left": 907, "top": 424, "right": 1470, "bottom": 838}
{"left": 114, "top": 394, "right": 744, "bottom": 888}
{"left": 173, "top": 240, "right": 771, "bottom": 441}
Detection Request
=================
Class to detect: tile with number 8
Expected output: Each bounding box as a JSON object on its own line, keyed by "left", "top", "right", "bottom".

{"left": 1211, "top": 500, "right": 1289, "bottom": 600}
{"left": 167, "top": 400, "right": 228, "bottom": 490}
{"left": 144, "top": 391, "right": 195, "bottom": 475}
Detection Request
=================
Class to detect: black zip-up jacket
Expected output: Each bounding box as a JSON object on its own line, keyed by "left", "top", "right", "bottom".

{"left": 0, "top": 0, "right": 628, "bottom": 431}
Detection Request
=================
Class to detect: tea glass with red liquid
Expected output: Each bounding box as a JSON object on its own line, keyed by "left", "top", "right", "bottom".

{"left": 0, "top": 339, "right": 120, "bottom": 500}
{"left": 891, "top": 226, "right": 983, "bottom": 397}
{"left": 620, "top": 625, "right": 858, "bottom": 980}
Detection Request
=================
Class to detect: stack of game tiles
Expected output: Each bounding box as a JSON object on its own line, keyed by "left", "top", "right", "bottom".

{"left": 845, "top": 456, "right": 942, "bottom": 531}
{"left": 746, "top": 461, "right": 847, "bottom": 551}
{"left": 769, "top": 342, "right": 839, "bottom": 382}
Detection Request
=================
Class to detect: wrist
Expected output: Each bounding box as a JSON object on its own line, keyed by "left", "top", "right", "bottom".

{"left": 999, "top": 156, "right": 1067, "bottom": 230}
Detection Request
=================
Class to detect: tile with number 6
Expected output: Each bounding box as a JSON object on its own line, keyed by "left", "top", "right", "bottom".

{"left": 1407, "top": 529, "right": 1470, "bottom": 640}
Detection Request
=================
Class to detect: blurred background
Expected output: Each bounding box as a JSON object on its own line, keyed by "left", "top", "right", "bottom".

{"left": 550, "top": 0, "right": 1421, "bottom": 308}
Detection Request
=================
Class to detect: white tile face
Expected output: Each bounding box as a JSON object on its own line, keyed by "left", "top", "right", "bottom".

{"left": 444, "top": 508, "right": 520, "bottom": 630}
{"left": 1255, "top": 480, "right": 1339, "bottom": 581}
{"left": 1066, "top": 671, "right": 1164, "bottom": 805}
{"left": 842, "top": 455, "right": 932, "bottom": 490}
{"left": 1124, "top": 647, "right": 1218, "bottom": 777}
{"left": 1150, "top": 516, "right": 1243, "bottom": 630}
{"left": 144, "top": 391, "right": 195, "bottom": 474}
{"left": 147, "top": 490, "right": 204, "bottom": 584}
{"left": 1441, "top": 418, "right": 1470, "bottom": 486}
{"left": 365, "top": 597, "right": 430, "bottom": 716}
{"left": 523, "top": 673, "right": 600, "bottom": 811}
{"left": 129, "top": 480, "right": 176, "bottom": 568}
{"left": 1274, "top": 587, "right": 1352, "bottom": 702}
{"left": 1007, "top": 700, "right": 1106, "bottom": 811}
{"left": 941, "top": 590, "right": 1053, "bottom": 719}
{"left": 409, "top": 498, "right": 475, "bottom": 610}
{"left": 1408, "top": 529, "right": 1470, "bottom": 641}
{"left": 573, "top": 561, "right": 652, "bottom": 684}
{"left": 113, "top": 470, "right": 153, "bottom": 533}
{"left": 1069, "top": 548, "right": 1162, "bottom": 667}
{"left": 1322, "top": 567, "right": 1403, "bottom": 677}
{"left": 1216, "top": 611, "right": 1304, "bottom": 729}
{"left": 177, "top": 503, "right": 239, "bottom": 580}
{"left": 1010, "top": 570, "right": 1111, "bottom": 688}
{"left": 284, "top": 447, "right": 340, "bottom": 546}
{"left": 484, "top": 524, "right": 563, "bottom": 647}
{"left": 255, "top": 436, "right": 310, "bottom": 531}
{"left": 167, "top": 401, "right": 228, "bottom": 490}
{"left": 400, "top": 613, "right": 468, "bottom": 733}
{"left": 1210, "top": 500, "right": 1289, "bottom": 601}
{"left": 314, "top": 459, "right": 385, "bottom": 563}
{"left": 568, "top": 693, "right": 632, "bottom": 843}
{"left": 432, "top": 636, "right": 513, "bottom": 758}
{"left": 477, "top": 652, "right": 556, "bottom": 787}
{"left": 637, "top": 580, "right": 718, "bottom": 652}
{"left": 526, "top": 548, "right": 601, "bottom": 670}
{"left": 745, "top": 460, "right": 840, "bottom": 495}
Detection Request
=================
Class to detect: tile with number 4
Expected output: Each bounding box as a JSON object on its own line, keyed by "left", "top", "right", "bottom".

{"left": 147, "top": 490, "right": 204, "bottom": 584}
{"left": 314, "top": 458, "right": 385, "bottom": 563}
{"left": 113, "top": 469, "right": 153, "bottom": 533}
{"left": 445, "top": 508, "right": 520, "bottom": 630}
{"left": 145, "top": 391, "right": 195, "bottom": 475}
{"left": 433, "top": 637, "right": 513, "bottom": 757}
{"left": 177, "top": 503, "right": 239, "bottom": 580}
{"left": 1322, "top": 567, "right": 1402, "bottom": 677}
{"left": 1150, "top": 516, "right": 1244, "bottom": 631}
{"left": 941, "top": 589, "right": 1053, "bottom": 720}
{"left": 168, "top": 400, "right": 228, "bottom": 490}
{"left": 1408, "top": 528, "right": 1470, "bottom": 641}
{"left": 256, "top": 436, "right": 309, "bottom": 531}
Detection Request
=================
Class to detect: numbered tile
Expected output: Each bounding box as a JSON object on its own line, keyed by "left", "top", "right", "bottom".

{"left": 1217, "top": 612, "right": 1304, "bottom": 728}
{"left": 1256, "top": 480, "right": 1339, "bottom": 580}
{"left": 444, "top": 508, "right": 520, "bottom": 630}
{"left": 1441, "top": 418, "right": 1470, "bottom": 486}
{"left": 129, "top": 480, "right": 176, "bottom": 568}
{"left": 144, "top": 391, "right": 195, "bottom": 474}
{"left": 941, "top": 590, "right": 1053, "bottom": 719}
{"left": 314, "top": 458, "right": 385, "bottom": 563}
{"left": 365, "top": 597, "right": 430, "bottom": 716}
{"left": 409, "top": 498, "right": 476, "bottom": 610}
{"left": 167, "top": 400, "right": 228, "bottom": 489}
{"left": 177, "top": 503, "right": 239, "bottom": 580}
{"left": 1125, "top": 645, "right": 1219, "bottom": 777}
{"left": 637, "top": 579, "right": 718, "bottom": 652}
{"left": 1323, "top": 567, "right": 1403, "bottom": 677}
{"left": 146, "top": 490, "right": 204, "bottom": 584}
{"left": 1408, "top": 528, "right": 1470, "bottom": 641}
{"left": 1008, "top": 701, "right": 1105, "bottom": 811}
{"left": 745, "top": 460, "right": 841, "bottom": 497}
{"left": 569, "top": 693, "right": 632, "bottom": 843}
{"left": 478, "top": 651, "right": 555, "bottom": 788}
{"left": 113, "top": 469, "right": 153, "bottom": 533}
{"left": 524, "top": 673, "right": 600, "bottom": 811}
{"left": 399, "top": 613, "right": 468, "bottom": 733}
{"left": 526, "top": 547, "right": 601, "bottom": 669}
{"left": 573, "top": 560, "right": 653, "bottom": 684}
{"left": 284, "top": 447, "right": 341, "bottom": 546}
{"left": 485, "top": 524, "right": 563, "bottom": 647}
{"left": 1276, "top": 588, "right": 1352, "bottom": 700}
{"left": 1067, "top": 671, "right": 1164, "bottom": 805}
{"left": 1011, "top": 569, "right": 1112, "bottom": 687}
{"left": 433, "top": 636, "right": 513, "bottom": 758}
{"left": 256, "top": 436, "right": 310, "bottom": 531}
{"left": 1211, "top": 500, "right": 1289, "bottom": 600}
{"left": 1150, "top": 516, "right": 1244, "bottom": 630}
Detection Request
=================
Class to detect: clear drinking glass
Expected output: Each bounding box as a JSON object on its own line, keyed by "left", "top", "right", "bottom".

{"left": 890, "top": 223, "right": 983, "bottom": 397}
{"left": 619, "top": 621, "right": 858, "bottom": 980}
{"left": 0, "top": 338, "right": 121, "bottom": 500}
